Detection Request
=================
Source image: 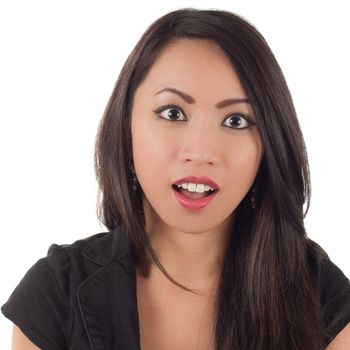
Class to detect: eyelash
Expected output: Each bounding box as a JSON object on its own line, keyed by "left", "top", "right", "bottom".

{"left": 153, "top": 104, "right": 256, "bottom": 130}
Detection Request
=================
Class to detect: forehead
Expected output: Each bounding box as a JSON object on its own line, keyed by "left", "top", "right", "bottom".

{"left": 135, "top": 39, "right": 247, "bottom": 100}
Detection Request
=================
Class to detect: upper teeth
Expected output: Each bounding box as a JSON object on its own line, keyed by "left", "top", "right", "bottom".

{"left": 177, "top": 183, "right": 215, "bottom": 193}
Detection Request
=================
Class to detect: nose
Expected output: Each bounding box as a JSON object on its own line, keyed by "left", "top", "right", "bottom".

{"left": 179, "top": 119, "right": 219, "bottom": 166}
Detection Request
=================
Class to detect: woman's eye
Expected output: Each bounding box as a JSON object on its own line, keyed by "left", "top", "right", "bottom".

{"left": 222, "top": 113, "right": 252, "bottom": 129}
{"left": 154, "top": 105, "right": 186, "bottom": 121}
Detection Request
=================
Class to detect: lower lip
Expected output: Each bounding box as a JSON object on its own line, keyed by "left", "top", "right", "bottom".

{"left": 172, "top": 188, "right": 218, "bottom": 210}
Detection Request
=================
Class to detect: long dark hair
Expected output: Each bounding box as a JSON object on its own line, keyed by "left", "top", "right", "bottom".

{"left": 94, "top": 7, "right": 331, "bottom": 349}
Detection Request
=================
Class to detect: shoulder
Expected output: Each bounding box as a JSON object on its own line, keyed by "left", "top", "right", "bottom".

{"left": 36, "top": 225, "right": 133, "bottom": 284}
{"left": 38, "top": 225, "right": 133, "bottom": 277}
{"left": 45, "top": 230, "right": 116, "bottom": 269}
{"left": 1, "top": 230, "right": 116, "bottom": 308}
{"left": 305, "top": 238, "right": 350, "bottom": 298}
{"left": 1, "top": 226, "right": 134, "bottom": 350}
{"left": 19, "top": 230, "right": 118, "bottom": 289}
{"left": 305, "top": 238, "right": 350, "bottom": 344}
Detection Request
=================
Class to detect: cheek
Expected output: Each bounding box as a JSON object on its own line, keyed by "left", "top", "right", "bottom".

{"left": 132, "top": 125, "right": 167, "bottom": 166}
{"left": 232, "top": 143, "right": 261, "bottom": 168}
{"left": 131, "top": 120, "right": 176, "bottom": 191}
{"left": 227, "top": 136, "right": 262, "bottom": 185}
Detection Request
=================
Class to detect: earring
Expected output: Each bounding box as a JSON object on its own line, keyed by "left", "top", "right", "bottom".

{"left": 250, "top": 186, "right": 256, "bottom": 210}
{"left": 130, "top": 164, "right": 139, "bottom": 191}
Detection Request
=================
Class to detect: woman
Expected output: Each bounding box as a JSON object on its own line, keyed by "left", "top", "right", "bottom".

{"left": 2, "top": 7, "right": 350, "bottom": 350}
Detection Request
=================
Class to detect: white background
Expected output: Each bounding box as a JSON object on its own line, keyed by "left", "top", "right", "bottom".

{"left": 0, "top": 0, "right": 349, "bottom": 347}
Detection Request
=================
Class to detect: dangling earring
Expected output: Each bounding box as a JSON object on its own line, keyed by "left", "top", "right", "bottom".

{"left": 130, "top": 164, "right": 139, "bottom": 191}
{"left": 250, "top": 186, "right": 256, "bottom": 210}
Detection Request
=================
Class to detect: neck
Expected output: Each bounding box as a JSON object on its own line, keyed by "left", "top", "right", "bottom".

{"left": 138, "top": 210, "right": 234, "bottom": 294}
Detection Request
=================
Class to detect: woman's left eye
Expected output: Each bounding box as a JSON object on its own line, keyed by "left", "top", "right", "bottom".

{"left": 222, "top": 113, "right": 253, "bottom": 130}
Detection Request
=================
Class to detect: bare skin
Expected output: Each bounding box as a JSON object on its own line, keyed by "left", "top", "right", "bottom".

{"left": 136, "top": 263, "right": 219, "bottom": 350}
{"left": 12, "top": 325, "right": 40, "bottom": 350}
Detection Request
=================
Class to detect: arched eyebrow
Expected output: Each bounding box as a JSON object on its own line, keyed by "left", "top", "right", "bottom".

{"left": 154, "top": 87, "right": 251, "bottom": 108}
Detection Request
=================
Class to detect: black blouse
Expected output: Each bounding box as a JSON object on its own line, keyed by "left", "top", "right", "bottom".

{"left": 2, "top": 225, "right": 350, "bottom": 350}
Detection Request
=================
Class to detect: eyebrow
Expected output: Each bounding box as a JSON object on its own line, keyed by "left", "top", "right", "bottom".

{"left": 154, "top": 87, "right": 251, "bottom": 108}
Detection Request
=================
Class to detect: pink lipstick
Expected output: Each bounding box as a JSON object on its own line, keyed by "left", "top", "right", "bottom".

{"left": 171, "top": 175, "right": 219, "bottom": 210}
{"left": 172, "top": 188, "right": 218, "bottom": 210}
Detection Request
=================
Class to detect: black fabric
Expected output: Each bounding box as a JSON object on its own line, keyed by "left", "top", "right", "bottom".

{"left": 2, "top": 226, "right": 350, "bottom": 349}
{"left": 2, "top": 226, "right": 141, "bottom": 350}
{"left": 306, "top": 239, "right": 350, "bottom": 345}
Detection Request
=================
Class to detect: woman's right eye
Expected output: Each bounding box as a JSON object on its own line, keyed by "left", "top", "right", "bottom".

{"left": 154, "top": 105, "right": 186, "bottom": 121}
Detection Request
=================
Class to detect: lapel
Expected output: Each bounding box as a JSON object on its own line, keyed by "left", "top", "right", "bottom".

{"left": 77, "top": 225, "right": 141, "bottom": 350}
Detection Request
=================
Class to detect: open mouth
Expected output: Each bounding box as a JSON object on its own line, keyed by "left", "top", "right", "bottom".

{"left": 171, "top": 184, "right": 218, "bottom": 199}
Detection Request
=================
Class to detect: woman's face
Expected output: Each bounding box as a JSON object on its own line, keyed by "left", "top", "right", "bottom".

{"left": 131, "top": 39, "right": 263, "bottom": 234}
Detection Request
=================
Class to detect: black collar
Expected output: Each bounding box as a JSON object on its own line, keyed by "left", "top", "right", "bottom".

{"left": 77, "top": 225, "right": 141, "bottom": 349}
{"left": 82, "top": 224, "right": 134, "bottom": 266}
